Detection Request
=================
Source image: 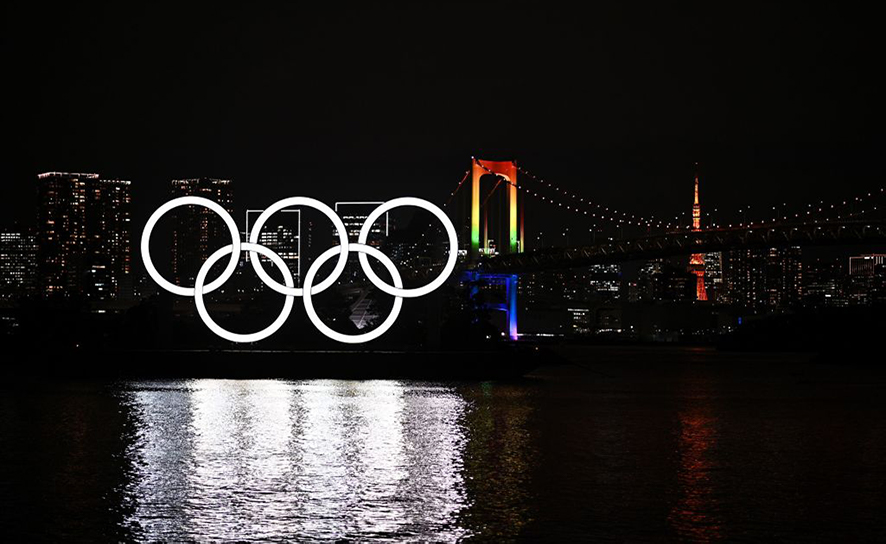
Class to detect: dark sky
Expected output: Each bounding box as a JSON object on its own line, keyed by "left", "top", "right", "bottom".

{"left": 2, "top": 3, "right": 882, "bottom": 232}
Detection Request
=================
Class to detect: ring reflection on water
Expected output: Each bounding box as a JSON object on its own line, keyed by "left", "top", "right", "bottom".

{"left": 124, "top": 380, "right": 475, "bottom": 542}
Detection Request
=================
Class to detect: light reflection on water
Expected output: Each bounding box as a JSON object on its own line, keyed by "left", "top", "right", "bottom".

{"left": 4, "top": 351, "right": 885, "bottom": 541}
{"left": 668, "top": 374, "right": 723, "bottom": 542}
{"left": 125, "top": 380, "right": 475, "bottom": 542}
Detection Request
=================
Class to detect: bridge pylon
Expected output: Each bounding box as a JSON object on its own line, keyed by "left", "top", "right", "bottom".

{"left": 471, "top": 158, "right": 523, "bottom": 260}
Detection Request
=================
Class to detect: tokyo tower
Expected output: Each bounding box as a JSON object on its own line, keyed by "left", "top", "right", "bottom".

{"left": 688, "top": 163, "right": 708, "bottom": 301}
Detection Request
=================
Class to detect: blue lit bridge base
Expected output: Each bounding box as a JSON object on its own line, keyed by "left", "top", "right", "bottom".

{"left": 462, "top": 271, "right": 519, "bottom": 341}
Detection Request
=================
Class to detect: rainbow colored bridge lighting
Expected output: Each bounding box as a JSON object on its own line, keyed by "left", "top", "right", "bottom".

{"left": 464, "top": 271, "right": 519, "bottom": 341}
{"left": 471, "top": 159, "right": 522, "bottom": 258}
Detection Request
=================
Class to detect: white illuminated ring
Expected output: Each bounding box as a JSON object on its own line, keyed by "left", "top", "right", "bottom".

{"left": 302, "top": 243, "right": 403, "bottom": 344}
{"left": 357, "top": 197, "right": 458, "bottom": 298}
{"left": 141, "top": 196, "right": 241, "bottom": 297}
{"left": 142, "top": 195, "right": 458, "bottom": 344}
{"left": 248, "top": 197, "right": 349, "bottom": 296}
{"left": 194, "top": 242, "right": 295, "bottom": 343}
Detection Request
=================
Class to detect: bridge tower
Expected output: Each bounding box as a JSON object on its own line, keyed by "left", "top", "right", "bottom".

{"left": 463, "top": 271, "right": 519, "bottom": 341}
{"left": 471, "top": 159, "right": 523, "bottom": 259}
{"left": 688, "top": 163, "right": 708, "bottom": 301}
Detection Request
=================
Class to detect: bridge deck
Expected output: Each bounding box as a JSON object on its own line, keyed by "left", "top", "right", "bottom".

{"left": 477, "top": 220, "right": 886, "bottom": 273}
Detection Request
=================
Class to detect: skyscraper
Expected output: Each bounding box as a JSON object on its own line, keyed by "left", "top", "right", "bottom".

{"left": 847, "top": 254, "right": 886, "bottom": 305}
{"left": 704, "top": 251, "right": 724, "bottom": 302}
{"left": 36, "top": 172, "right": 91, "bottom": 297}
{"left": 849, "top": 254, "right": 886, "bottom": 276}
{"left": 246, "top": 209, "right": 300, "bottom": 285}
{"left": 727, "top": 246, "right": 802, "bottom": 311}
{"left": 170, "top": 178, "right": 234, "bottom": 288}
{"left": 333, "top": 202, "right": 389, "bottom": 283}
{"left": 36, "top": 172, "right": 131, "bottom": 299}
{"left": 85, "top": 178, "right": 133, "bottom": 300}
{"left": 0, "top": 224, "right": 38, "bottom": 300}
{"left": 804, "top": 258, "right": 847, "bottom": 307}
{"left": 334, "top": 202, "right": 388, "bottom": 243}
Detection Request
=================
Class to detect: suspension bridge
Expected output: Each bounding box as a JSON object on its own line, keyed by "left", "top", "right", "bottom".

{"left": 435, "top": 157, "right": 886, "bottom": 339}
{"left": 478, "top": 220, "right": 886, "bottom": 274}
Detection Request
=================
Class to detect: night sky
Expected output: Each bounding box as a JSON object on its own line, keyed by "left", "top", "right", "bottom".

{"left": 3, "top": 4, "right": 881, "bottom": 234}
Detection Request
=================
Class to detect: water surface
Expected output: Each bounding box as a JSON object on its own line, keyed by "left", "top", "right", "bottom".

{"left": 1, "top": 348, "right": 883, "bottom": 541}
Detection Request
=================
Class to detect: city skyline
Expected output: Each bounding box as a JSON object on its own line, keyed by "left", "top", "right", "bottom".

{"left": 4, "top": 167, "right": 883, "bottom": 345}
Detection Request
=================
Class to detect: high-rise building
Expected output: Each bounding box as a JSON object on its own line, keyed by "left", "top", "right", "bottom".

{"left": 636, "top": 259, "right": 663, "bottom": 302}
{"left": 568, "top": 307, "right": 591, "bottom": 335}
{"left": 36, "top": 172, "right": 131, "bottom": 299}
{"left": 637, "top": 259, "right": 695, "bottom": 302}
{"left": 586, "top": 264, "right": 621, "bottom": 299}
{"left": 333, "top": 202, "right": 389, "bottom": 283}
{"left": 847, "top": 254, "right": 886, "bottom": 305}
{"left": 849, "top": 254, "right": 886, "bottom": 276}
{"left": 170, "top": 178, "right": 234, "bottom": 288}
{"left": 727, "top": 246, "right": 802, "bottom": 311}
{"left": 704, "top": 251, "right": 724, "bottom": 302}
{"left": 36, "top": 172, "right": 91, "bottom": 297}
{"left": 872, "top": 264, "right": 886, "bottom": 306}
{"left": 803, "top": 258, "right": 847, "bottom": 307}
{"left": 246, "top": 209, "right": 300, "bottom": 285}
{"left": 334, "top": 202, "right": 388, "bottom": 244}
{"left": 0, "top": 224, "right": 38, "bottom": 300}
{"left": 85, "top": 178, "right": 132, "bottom": 300}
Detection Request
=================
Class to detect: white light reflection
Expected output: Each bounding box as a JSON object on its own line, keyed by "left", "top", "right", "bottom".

{"left": 124, "top": 382, "right": 197, "bottom": 540}
{"left": 187, "top": 380, "right": 295, "bottom": 539}
{"left": 124, "top": 380, "right": 469, "bottom": 542}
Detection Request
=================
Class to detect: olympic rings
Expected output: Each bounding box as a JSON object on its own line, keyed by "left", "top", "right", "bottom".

{"left": 195, "top": 243, "right": 295, "bottom": 343}
{"left": 248, "top": 197, "right": 348, "bottom": 296}
{"left": 357, "top": 197, "right": 458, "bottom": 298}
{"left": 141, "top": 195, "right": 458, "bottom": 344}
{"left": 303, "top": 243, "right": 403, "bottom": 344}
{"left": 142, "top": 196, "right": 241, "bottom": 296}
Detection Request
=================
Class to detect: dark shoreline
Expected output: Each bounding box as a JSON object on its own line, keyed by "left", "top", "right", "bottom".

{"left": 3, "top": 346, "right": 556, "bottom": 380}
{"left": 6, "top": 342, "right": 880, "bottom": 383}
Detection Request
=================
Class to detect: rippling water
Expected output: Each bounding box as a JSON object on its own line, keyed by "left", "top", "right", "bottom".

{"left": 126, "top": 381, "right": 473, "bottom": 541}
{"left": 1, "top": 348, "right": 884, "bottom": 541}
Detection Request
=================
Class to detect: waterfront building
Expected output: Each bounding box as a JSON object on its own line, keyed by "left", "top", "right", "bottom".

{"left": 246, "top": 209, "right": 300, "bottom": 286}
{"left": 0, "top": 224, "right": 38, "bottom": 300}
{"left": 803, "top": 258, "right": 847, "bottom": 308}
{"left": 726, "top": 246, "right": 802, "bottom": 311}
{"left": 849, "top": 254, "right": 886, "bottom": 276}
{"left": 170, "top": 177, "right": 234, "bottom": 288}
{"left": 36, "top": 172, "right": 131, "bottom": 299}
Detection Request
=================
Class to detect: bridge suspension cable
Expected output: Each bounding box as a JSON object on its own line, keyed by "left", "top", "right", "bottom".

{"left": 467, "top": 159, "right": 885, "bottom": 238}
{"left": 514, "top": 164, "right": 679, "bottom": 229}
{"left": 706, "top": 186, "right": 884, "bottom": 229}
{"left": 473, "top": 158, "right": 674, "bottom": 231}
{"left": 472, "top": 159, "right": 603, "bottom": 228}
{"left": 443, "top": 169, "right": 470, "bottom": 208}
{"left": 514, "top": 163, "right": 884, "bottom": 232}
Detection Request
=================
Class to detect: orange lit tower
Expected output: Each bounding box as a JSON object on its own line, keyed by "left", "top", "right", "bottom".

{"left": 688, "top": 164, "right": 708, "bottom": 301}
